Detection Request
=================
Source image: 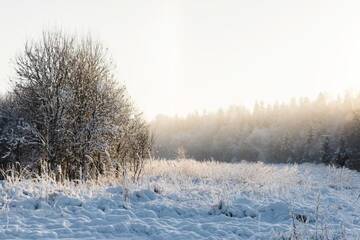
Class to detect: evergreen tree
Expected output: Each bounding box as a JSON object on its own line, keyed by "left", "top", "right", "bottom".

{"left": 334, "top": 137, "right": 349, "bottom": 167}
{"left": 302, "top": 127, "right": 314, "bottom": 162}
{"left": 320, "top": 136, "right": 333, "bottom": 164}
{"left": 346, "top": 111, "right": 360, "bottom": 157}
{"left": 280, "top": 135, "right": 293, "bottom": 163}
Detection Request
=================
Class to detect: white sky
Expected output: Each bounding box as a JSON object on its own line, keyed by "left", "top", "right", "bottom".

{"left": 1, "top": 0, "right": 360, "bottom": 119}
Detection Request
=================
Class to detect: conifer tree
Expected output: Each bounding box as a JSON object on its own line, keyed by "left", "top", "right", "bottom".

{"left": 320, "top": 136, "right": 333, "bottom": 164}
{"left": 334, "top": 137, "right": 349, "bottom": 167}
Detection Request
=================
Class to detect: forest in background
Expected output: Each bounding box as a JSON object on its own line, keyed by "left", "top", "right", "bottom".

{"left": 151, "top": 93, "right": 360, "bottom": 170}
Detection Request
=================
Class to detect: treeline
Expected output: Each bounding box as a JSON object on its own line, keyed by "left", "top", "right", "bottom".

{"left": 151, "top": 93, "right": 360, "bottom": 170}
{"left": 0, "top": 32, "right": 151, "bottom": 180}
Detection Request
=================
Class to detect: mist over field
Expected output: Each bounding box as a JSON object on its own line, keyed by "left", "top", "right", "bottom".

{"left": 1, "top": 1, "right": 360, "bottom": 239}
{"left": 151, "top": 93, "right": 360, "bottom": 171}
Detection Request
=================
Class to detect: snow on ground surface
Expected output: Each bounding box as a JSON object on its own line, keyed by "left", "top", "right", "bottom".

{"left": 0, "top": 160, "right": 360, "bottom": 239}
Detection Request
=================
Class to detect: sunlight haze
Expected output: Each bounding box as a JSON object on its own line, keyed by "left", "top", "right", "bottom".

{"left": 1, "top": 0, "right": 360, "bottom": 119}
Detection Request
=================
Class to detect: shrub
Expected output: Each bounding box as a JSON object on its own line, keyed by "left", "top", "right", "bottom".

{"left": 0, "top": 31, "right": 151, "bottom": 180}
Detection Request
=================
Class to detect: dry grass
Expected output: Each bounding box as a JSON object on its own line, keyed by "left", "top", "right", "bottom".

{"left": 145, "top": 159, "right": 299, "bottom": 182}
{"left": 1, "top": 159, "right": 358, "bottom": 205}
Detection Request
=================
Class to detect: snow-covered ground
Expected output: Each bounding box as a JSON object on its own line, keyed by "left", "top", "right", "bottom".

{"left": 0, "top": 160, "right": 359, "bottom": 239}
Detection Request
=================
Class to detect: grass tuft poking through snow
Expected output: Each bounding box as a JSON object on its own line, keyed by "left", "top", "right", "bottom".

{"left": 0, "top": 160, "right": 360, "bottom": 239}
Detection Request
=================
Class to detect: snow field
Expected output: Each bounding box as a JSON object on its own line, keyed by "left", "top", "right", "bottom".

{"left": 0, "top": 159, "right": 359, "bottom": 239}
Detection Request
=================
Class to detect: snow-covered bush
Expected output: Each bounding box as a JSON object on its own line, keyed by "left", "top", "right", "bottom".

{"left": 0, "top": 31, "right": 151, "bottom": 180}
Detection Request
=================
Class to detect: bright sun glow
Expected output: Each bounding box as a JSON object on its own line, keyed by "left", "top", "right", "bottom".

{"left": 1, "top": 0, "right": 360, "bottom": 119}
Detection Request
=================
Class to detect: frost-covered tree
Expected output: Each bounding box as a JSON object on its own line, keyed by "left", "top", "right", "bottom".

{"left": 0, "top": 31, "right": 151, "bottom": 180}
{"left": 0, "top": 95, "right": 44, "bottom": 171}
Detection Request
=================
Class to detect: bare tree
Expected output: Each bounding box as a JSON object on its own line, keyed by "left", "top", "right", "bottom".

{"left": 0, "top": 31, "right": 151, "bottom": 180}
